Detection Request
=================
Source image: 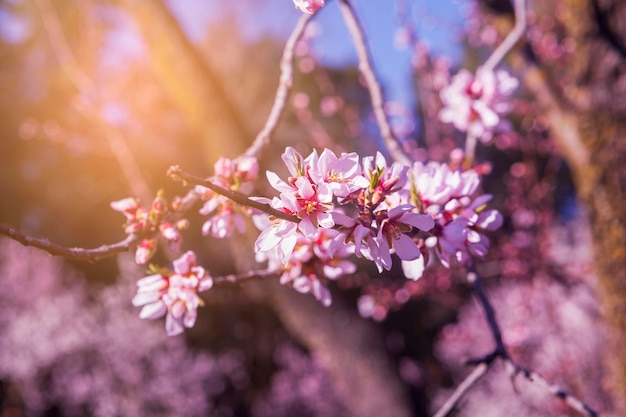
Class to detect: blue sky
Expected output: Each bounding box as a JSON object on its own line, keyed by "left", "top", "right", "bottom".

{"left": 165, "top": 0, "right": 465, "bottom": 108}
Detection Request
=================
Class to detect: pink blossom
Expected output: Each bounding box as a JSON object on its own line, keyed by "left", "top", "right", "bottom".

{"left": 293, "top": 0, "right": 325, "bottom": 14}
{"left": 361, "top": 152, "right": 409, "bottom": 209}
{"left": 254, "top": 209, "right": 300, "bottom": 265}
{"left": 408, "top": 162, "right": 480, "bottom": 208}
{"left": 132, "top": 251, "right": 212, "bottom": 336}
{"left": 439, "top": 67, "right": 518, "bottom": 142}
{"left": 110, "top": 197, "right": 140, "bottom": 220}
{"left": 373, "top": 205, "right": 434, "bottom": 272}
{"left": 308, "top": 149, "right": 369, "bottom": 199}
{"left": 259, "top": 229, "right": 355, "bottom": 307}
{"left": 266, "top": 148, "right": 335, "bottom": 239}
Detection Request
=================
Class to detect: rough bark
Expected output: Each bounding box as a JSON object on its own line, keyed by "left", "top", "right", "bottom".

{"left": 479, "top": 0, "right": 626, "bottom": 413}
{"left": 115, "top": 1, "right": 413, "bottom": 415}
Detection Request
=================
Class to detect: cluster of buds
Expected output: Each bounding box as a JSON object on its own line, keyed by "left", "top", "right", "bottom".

{"left": 439, "top": 67, "right": 518, "bottom": 142}
{"left": 110, "top": 191, "right": 189, "bottom": 264}
{"left": 195, "top": 155, "right": 259, "bottom": 239}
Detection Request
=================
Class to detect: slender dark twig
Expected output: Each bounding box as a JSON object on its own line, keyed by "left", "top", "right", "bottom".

{"left": 337, "top": 0, "right": 411, "bottom": 165}
{"left": 0, "top": 224, "right": 141, "bottom": 262}
{"left": 244, "top": 13, "right": 314, "bottom": 157}
{"left": 433, "top": 271, "right": 606, "bottom": 417}
{"left": 167, "top": 165, "right": 300, "bottom": 223}
{"left": 210, "top": 269, "right": 279, "bottom": 288}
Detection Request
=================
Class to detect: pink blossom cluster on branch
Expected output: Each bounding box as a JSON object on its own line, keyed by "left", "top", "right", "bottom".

{"left": 125, "top": 147, "right": 503, "bottom": 336}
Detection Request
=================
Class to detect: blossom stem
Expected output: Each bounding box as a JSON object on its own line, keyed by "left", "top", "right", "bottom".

{"left": 437, "top": 271, "right": 605, "bottom": 417}
{"left": 211, "top": 269, "right": 279, "bottom": 288}
{"left": 167, "top": 165, "right": 300, "bottom": 223}
{"left": 244, "top": 13, "right": 314, "bottom": 157}
{"left": 481, "top": 0, "right": 526, "bottom": 73}
{"left": 337, "top": 0, "right": 411, "bottom": 165}
{"left": 432, "top": 362, "right": 490, "bottom": 417}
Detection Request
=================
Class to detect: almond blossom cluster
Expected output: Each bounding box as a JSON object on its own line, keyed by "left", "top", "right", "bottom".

{"left": 439, "top": 67, "right": 518, "bottom": 142}
{"left": 111, "top": 192, "right": 188, "bottom": 264}
{"left": 132, "top": 251, "right": 213, "bottom": 336}
{"left": 125, "top": 148, "right": 503, "bottom": 336}
{"left": 252, "top": 147, "right": 500, "bottom": 290}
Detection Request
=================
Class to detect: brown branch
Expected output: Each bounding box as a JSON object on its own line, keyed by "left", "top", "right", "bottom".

{"left": 0, "top": 223, "right": 140, "bottom": 262}
{"left": 434, "top": 271, "right": 606, "bottom": 417}
{"left": 337, "top": 0, "right": 411, "bottom": 165}
{"left": 167, "top": 165, "right": 300, "bottom": 223}
{"left": 244, "top": 13, "right": 314, "bottom": 157}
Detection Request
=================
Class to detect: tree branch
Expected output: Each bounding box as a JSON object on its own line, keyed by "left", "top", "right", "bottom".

{"left": 337, "top": 0, "right": 411, "bottom": 165}
{"left": 167, "top": 165, "right": 299, "bottom": 223}
{"left": 435, "top": 271, "right": 606, "bottom": 417}
{"left": 0, "top": 223, "right": 141, "bottom": 262}
{"left": 244, "top": 13, "right": 314, "bottom": 157}
{"left": 481, "top": 0, "right": 526, "bottom": 73}
{"left": 432, "top": 362, "right": 490, "bottom": 417}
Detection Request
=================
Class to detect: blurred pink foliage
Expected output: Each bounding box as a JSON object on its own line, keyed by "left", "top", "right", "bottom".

{"left": 252, "top": 342, "right": 350, "bottom": 417}
{"left": 0, "top": 238, "right": 246, "bottom": 416}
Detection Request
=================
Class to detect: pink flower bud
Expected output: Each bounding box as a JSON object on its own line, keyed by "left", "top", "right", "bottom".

{"left": 110, "top": 197, "right": 139, "bottom": 213}
{"left": 135, "top": 239, "right": 157, "bottom": 264}
{"left": 293, "top": 0, "right": 325, "bottom": 14}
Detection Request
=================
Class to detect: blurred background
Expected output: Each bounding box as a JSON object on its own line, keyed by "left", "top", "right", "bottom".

{"left": 0, "top": 0, "right": 622, "bottom": 416}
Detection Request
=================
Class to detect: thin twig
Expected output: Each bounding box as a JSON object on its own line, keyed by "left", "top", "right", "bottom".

{"left": 211, "top": 269, "right": 279, "bottom": 288}
{"left": 167, "top": 165, "right": 300, "bottom": 223}
{"left": 0, "top": 223, "right": 140, "bottom": 262}
{"left": 481, "top": 0, "right": 526, "bottom": 73}
{"left": 244, "top": 13, "right": 314, "bottom": 157}
{"left": 432, "top": 362, "right": 490, "bottom": 417}
{"left": 337, "top": 0, "right": 411, "bottom": 165}
{"left": 435, "top": 271, "right": 606, "bottom": 417}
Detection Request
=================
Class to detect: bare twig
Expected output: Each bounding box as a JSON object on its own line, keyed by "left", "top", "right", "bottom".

{"left": 244, "top": 13, "right": 314, "bottom": 157}
{"left": 481, "top": 0, "right": 526, "bottom": 73}
{"left": 0, "top": 223, "right": 141, "bottom": 262}
{"left": 432, "top": 362, "right": 490, "bottom": 417}
{"left": 167, "top": 165, "right": 300, "bottom": 223}
{"left": 433, "top": 271, "right": 605, "bottom": 417}
{"left": 337, "top": 0, "right": 411, "bottom": 165}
